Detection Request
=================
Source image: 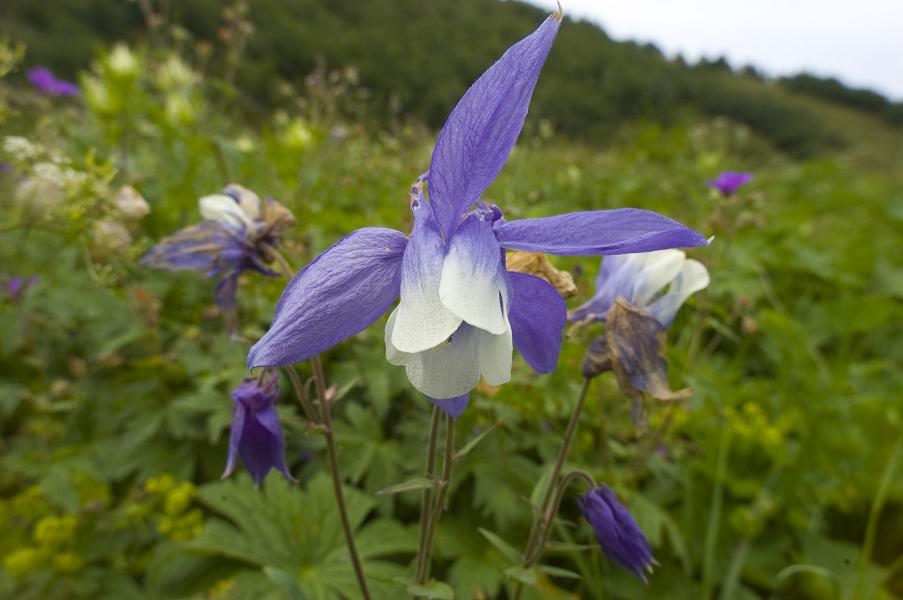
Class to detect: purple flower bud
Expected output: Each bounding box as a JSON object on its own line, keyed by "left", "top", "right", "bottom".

{"left": 579, "top": 484, "right": 655, "bottom": 581}
{"left": 27, "top": 67, "right": 80, "bottom": 97}
{"left": 222, "top": 372, "right": 294, "bottom": 485}
{"left": 706, "top": 171, "right": 752, "bottom": 197}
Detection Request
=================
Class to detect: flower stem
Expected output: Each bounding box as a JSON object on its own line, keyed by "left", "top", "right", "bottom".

{"left": 282, "top": 365, "right": 318, "bottom": 425}
{"left": 414, "top": 406, "right": 442, "bottom": 584}
{"left": 313, "top": 355, "right": 372, "bottom": 600}
{"left": 418, "top": 413, "right": 456, "bottom": 584}
{"left": 513, "top": 378, "right": 592, "bottom": 600}
{"left": 264, "top": 245, "right": 371, "bottom": 600}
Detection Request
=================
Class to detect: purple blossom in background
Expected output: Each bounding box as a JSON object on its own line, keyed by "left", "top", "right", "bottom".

{"left": 579, "top": 485, "right": 655, "bottom": 581}
{"left": 247, "top": 14, "right": 707, "bottom": 418}
{"left": 141, "top": 184, "right": 295, "bottom": 309}
{"left": 5, "top": 276, "right": 38, "bottom": 302}
{"left": 222, "top": 372, "right": 293, "bottom": 485}
{"left": 570, "top": 250, "right": 710, "bottom": 329}
{"left": 27, "top": 67, "right": 80, "bottom": 97}
{"left": 706, "top": 171, "right": 752, "bottom": 196}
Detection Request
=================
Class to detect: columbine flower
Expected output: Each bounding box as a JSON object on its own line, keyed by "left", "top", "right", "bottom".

{"left": 247, "top": 14, "right": 707, "bottom": 416}
{"left": 222, "top": 372, "right": 293, "bottom": 485}
{"left": 141, "top": 184, "right": 295, "bottom": 309}
{"left": 579, "top": 485, "right": 655, "bottom": 581}
{"left": 706, "top": 171, "right": 752, "bottom": 197}
{"left": 570, "top": 250, "right": 709, "bottom": 329}
{"left": 573, "top": 250, "right": 709, "bottom": 426}
{"left": 27, "top": 67, "right": 80, "bottom": 97}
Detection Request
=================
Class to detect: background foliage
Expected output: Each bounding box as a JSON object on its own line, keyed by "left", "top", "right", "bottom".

{"left": 1, "top": 1, "right": 901, "bottom": 598}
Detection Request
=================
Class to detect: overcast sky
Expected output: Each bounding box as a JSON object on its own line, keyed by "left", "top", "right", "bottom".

{"left": 528, "top": 0, "right": 903, "bottom": 100}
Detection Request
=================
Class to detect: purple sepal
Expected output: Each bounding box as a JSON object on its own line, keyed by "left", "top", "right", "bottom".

{"left": 141, "top": 220, "right": 251, "bottom": 278}
{"left": 706, "top": 171, "right": 752, "bottom": 196}
{"left": 429, "top": 394, "right": 469, "bottom": 420}
{"left": 428, "top": 16, "right": 560, "bottom": 239}
{"left": 222, "top": 372, "right": 294, "bottom": 486}
{"left": 579, "top": 484, "right": 655, "bottom": 581}
{"left": 507, "top": 272, "right": 565, "bottom": 372}
{"left": 247, "top": 227, "right": 408, "bottom": 368}
{"left": 494, "top": 209, "right": 708, "bottom": 256}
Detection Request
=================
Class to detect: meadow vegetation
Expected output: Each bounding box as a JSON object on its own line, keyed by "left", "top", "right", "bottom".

{"left": 0, "top": 2, "right": 901, "bottom": 598}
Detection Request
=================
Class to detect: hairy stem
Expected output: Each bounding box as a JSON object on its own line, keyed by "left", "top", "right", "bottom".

{"left": 414, "top": 406, "right": 442, "bottom": 584}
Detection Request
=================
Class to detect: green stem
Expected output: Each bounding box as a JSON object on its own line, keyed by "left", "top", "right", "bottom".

{"left": 282, "top": 365, "right": 318, "bottom": 425}
{"left": 513, "top": 378, "right": 592, "bottom": 600}
{"left": 702, "top": 423, "right": 731, "bottom": 600}
{"left": 527, "top": 469, "right": 597, "bottom": 564}
{"left": 418, "top": 414, "right": 456, "bottom": 587}
{"left": 857, "top": 430, "right": 903, "bottom": 599}
{"left": 314, "top": 355, "right": 372, "bottom": 600}
{"left": 414, "top": 406, "right": 442, "bottom": 584}
{"left": 267, "top": 246, "right": 370, "bottom": 600}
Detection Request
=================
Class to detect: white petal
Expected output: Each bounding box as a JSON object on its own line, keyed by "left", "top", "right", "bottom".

{"left": 222, "top": 184, "right": 262, "bottom": 222}
{"left": 647, "top": 259, "right": 710, "bottom": 327}
{"left": 199, "top": 194, "right": 254, "bottom": 229}
{"left": 629, "top": 249, "right": 686, "bottom": 307}
{"left": 392, "top": 199, "right": 462, "bottom": 353}
{"left": 439, "top": 213, "right": 507, "bottom": 334}
{"left": 478, "top": 320, "right": 513, "bottom": 386}
{"left": 402, "top": 324, "right": 482, "bottom": 399}
{"left": 384, "top": 308, "right": 412, "bottom": 366}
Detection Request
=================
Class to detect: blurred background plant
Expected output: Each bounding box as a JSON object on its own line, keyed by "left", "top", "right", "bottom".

{"left": 0, "top": 1, "right": 901, "bottom": 598}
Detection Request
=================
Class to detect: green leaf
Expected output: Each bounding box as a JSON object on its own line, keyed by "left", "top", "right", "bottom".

{"left": 263, "top": 566, "right": 312, "bottom": 600}
{"left": 545, "top": 542, "right": 595, "bottom": 554}
{"left": 504, "top": 566, "right": 538, "bottom": 585}
{"left": 375, "top": 476, "right": 437, "bottom": 496}
{"left": 538, "top": 564, "right": 581, "bottom": 580}
{"left": 406, "top": 580, "right": 455, "bottom": 599}
{"left": 477, "top": 528, "right": 521, "bottom": 564}
{"left": 453, "top": 420, "right": 504, "bottom": 462}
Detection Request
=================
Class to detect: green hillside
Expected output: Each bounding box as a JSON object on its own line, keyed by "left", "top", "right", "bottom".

{"left": 2, "top": 0, "right": 901, "bottom": 157}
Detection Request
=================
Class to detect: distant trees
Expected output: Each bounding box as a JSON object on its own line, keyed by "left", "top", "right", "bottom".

{"left": 2, "top": 0, "right": 899, "bottom": 154}
{"left": 780, "top": 73, "right": 903, "bottom": 125}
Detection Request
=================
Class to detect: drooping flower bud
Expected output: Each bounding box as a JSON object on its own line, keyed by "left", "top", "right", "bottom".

{"left": 222, "top": 372, "right": 294, "bottom": 485}
{"left": 579, "top": 484, "right": 655, "bottom": 581}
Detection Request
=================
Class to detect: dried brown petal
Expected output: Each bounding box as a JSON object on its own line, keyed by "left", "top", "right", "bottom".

{"left": 606, "top": 299, "right": 692, "bottom": 405}
{"left": 506, "top": 251, "right": 577, "bottom": 298}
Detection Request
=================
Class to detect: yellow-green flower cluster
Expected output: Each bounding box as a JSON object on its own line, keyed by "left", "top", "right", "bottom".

{"left": 723, "top": 402, "right": 795, "bottom": 462}
{"left": 3, "top": 514, "right": 84, "bottom": 578}
{"left": 144, "top": 474, "right": 204, "bottom": 542}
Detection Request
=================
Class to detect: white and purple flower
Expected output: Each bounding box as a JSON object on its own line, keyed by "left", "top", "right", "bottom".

{"left": 570, "top": 249, "right": 710, "bottom": 329}
{"left": 247, "top": 14, "right": 707, "bottom": 417}
{"left": 141, "top": 184, "right": 295, "bottom": 309}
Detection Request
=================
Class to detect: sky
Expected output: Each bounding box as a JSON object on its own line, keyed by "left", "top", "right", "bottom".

{"left": 528, "top": 0, "right": 903, "bottom": 100}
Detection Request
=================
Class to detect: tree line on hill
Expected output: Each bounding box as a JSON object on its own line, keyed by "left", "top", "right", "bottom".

{"left": 3, "top": 0, "right": 900, "bottom": 156}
